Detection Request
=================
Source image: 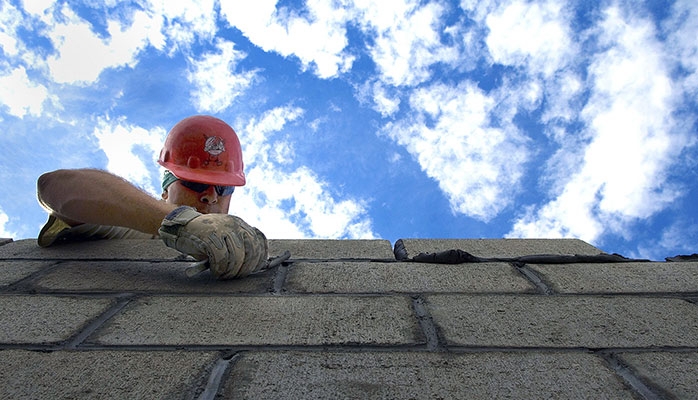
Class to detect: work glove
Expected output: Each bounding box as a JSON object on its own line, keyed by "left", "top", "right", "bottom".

{"left": 158, "top": 206, "right": 269, "bottom": 279}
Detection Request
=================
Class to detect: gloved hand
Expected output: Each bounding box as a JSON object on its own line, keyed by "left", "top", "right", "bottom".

{"left": 158, "top": 206, "right": 269, "bottom": 279}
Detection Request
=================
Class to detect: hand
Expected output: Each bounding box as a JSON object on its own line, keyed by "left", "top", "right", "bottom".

{"left": 158, "top": 206, "right": 268, "bottom": 279}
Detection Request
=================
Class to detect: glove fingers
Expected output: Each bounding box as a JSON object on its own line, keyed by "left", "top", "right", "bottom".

{"left": 160, "top": 206, "right": 269, "bottom": 280}
{"left": 215, "top": 233, "right": 245, "bottom": 279}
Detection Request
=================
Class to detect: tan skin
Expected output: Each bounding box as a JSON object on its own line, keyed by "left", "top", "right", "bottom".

{"left": 162, "top": 179, "right": 232, "bottom": 215}
{"left": 37, "top": 169, "right": 232, "bottom": 235}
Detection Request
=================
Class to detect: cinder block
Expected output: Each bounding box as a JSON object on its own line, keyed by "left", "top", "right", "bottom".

{"left": 33, "top": 261, "right": 273, "bottom": 293}
{"left": 0, "top": 350, "right": 216, "bottom": 399}
{"left": 425, "top": 295, "right": 698, "bottom": 348}
{"left": 286, "top": 261, "right": 536, "bottom": 294}
{"left": 530, "top": 262, "right": 698, "bottom": 293}
{"left": 0, "top": 239, "right": 182, "bottom": 260}
{"left": 0, "top": 261, "right": 54, "bottom": 287}
{"left": 269, "top": 239, "right": 394, "bottom": 260}
{"left": 0, "top": 295, "right": 113, "bottom": 344}
{"left": 618, "top": 351, "right": 698, "bottom": 399}
{"left": 90, "top": 295, "right": 420, "bottom": 346}
{"left": 396, "top": 239, "right": 603, "bottom": 260}
{"left": 221, "top": 351, "right": 635, "bottom": 399}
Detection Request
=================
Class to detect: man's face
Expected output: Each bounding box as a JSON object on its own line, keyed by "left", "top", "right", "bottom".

{"left": 162, "top": 180, "right": 232, "bottom": 214}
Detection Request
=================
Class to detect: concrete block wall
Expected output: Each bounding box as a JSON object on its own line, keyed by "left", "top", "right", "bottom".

{"left": 0, "top": 238, "right": 697, "bottom": 399}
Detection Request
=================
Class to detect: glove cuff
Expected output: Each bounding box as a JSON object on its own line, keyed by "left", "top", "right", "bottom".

{"left": 163, "top": 205, "right": 201, "bottom": 224}
{"left": 159, "top": 206, "right": 202, "bottom": 247}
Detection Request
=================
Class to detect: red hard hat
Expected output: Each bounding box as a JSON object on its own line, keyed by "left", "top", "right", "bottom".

{"left": 158, "top": 115, "right": 245, "bottom": 186}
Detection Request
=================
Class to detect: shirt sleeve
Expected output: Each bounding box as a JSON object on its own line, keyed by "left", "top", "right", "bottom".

{"left": 38, "top": 214, "right": 156, "bottom": 247}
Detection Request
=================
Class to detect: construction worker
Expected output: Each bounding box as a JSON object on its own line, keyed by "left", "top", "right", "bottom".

{"left": 36, "top": 115, "right": 268, "bottom": 279}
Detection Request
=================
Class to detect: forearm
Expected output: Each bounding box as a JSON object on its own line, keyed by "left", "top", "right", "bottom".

{"left": 37, "top": 169, "right": 176, "bottom": 235}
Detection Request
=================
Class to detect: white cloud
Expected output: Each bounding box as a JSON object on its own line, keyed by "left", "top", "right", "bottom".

{"left": 484, "top": 0, "right": 573, "bottom": 77}
{"left": 0, "top": 207, "right": 17, "bottom": 239}
{"left": 18, "top": 0, "right": 53, "bottom": 17}
{"left": 45, "top": 4, "right": 162, "bottom": 84}
{"left": 540, "top": 71, "right": 585, "bottom": 124}
{"left": 187, "top": 39, "right": 257, "bottom": 113}
{"left": 369, "top": 81, "right": 401, "bottom": 117}
{"left": 383, "top": 81, "right": 529, "bottom": 220}
{"left": 93, "top": 118, "right": 167, "bottom": 195}
{"left": 232, "top": 106, "right": 376, "bottom": 239}
{"left": 0, "top": 66, "right": 49, "bottom": 117}
{"left": 665, "top": 0, "right": 698, "bottom": 95}
{"left": 509, "top": 6, "right": 692, "bottom": 244}
{"left": 353, "top": 0, "right": 461, "bottom": 86}
{"left": 145, "top": 0, "right": 215, "bottom": 50}
{"left": 220, "top": 0, "right": 354, "bottom": 79}
{"left": 0, "top": 1, "right": 23, "bottom": 57}
{"left": 468, "top": 0, "right": 583, "bottom": 126}
{"left": 658, "top": 220, "right": 698, "bottom": 254}
{"left": 630, "top": 218, "right": 698, "bottom": 261}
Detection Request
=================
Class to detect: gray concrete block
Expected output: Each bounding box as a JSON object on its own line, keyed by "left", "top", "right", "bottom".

{"left": 286, "top": 261, "right": 536, "bottom": 294}
{"left": 531, "top": 262, "right": 698, "bottom": 293}
{"left": 269, "top": 239, "right": 394, "bottom": 260}
{"left": 0, "top": 261, "right": 54, "bottom": 287}
{"left": 0, "top": 239, "right": 183, "bottom": 260}
{"left": 0, "top": 349, "right": 216, "bottom": 399}
{"left": 222, "top": 351, "right": 635, "bottom": 399}
{"left": 618, "top": 351, "right": 698, "bottom": 399}
{"left": 0, "top": 239, "right": 34, "bottom": 257}
{"left": 0, "top": 295, "right": 113, "bottom": 344}
{"left": 33, "top": 261, "right": 273, "bottom": 293}
{"left": 90, "top": 295, "right": 420, "bottom": 346}
{"left": 425, "top": 295, "right": 698, "bottom": 348}
{"left": 397, "top": 238, "right": 603, "bottom": 259}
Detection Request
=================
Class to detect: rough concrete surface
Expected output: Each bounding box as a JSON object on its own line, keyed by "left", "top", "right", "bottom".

{"left": 0, "top": 350, "right": 217, "bottom": 399}
{"left": 0, "top": 261, "right": 54, "bottom": 287}
{"left": 1, "top": 237, "right": 696, "bottom": 399}
{"left": 269, "top": 239, "right": 395, "bottom": 260}
{"left": 286, "top": 261, "right": 536, "bottom": 294}
{"left": 618, "top": 351, "right": 698, "bottom": 399}
{"left": 531, "top": 261, "right": 698, "bottom": 293}
{"left": 0, "top": 238, "right": 183, "bottom": 260}
{"left": 426, "top": 294, "right": 698, "bottom": 348}
{"left": 33, "top": 260, "right": 273, "bottom": 293}
{"left": 0, "top": 295, "right": 114, "bottom": 344}
{"left": 222, "top": 351, "right": 636, "bottom": 399}
{"left": 90, "top": 295, "right": 421, "bottom": 346}
{"left": 396, "top": 238, "right": 603, "bottom": 259}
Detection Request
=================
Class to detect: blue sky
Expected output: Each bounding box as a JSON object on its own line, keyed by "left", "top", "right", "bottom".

{"left": 0, "top": 0, "right": 696, "bottom": 260}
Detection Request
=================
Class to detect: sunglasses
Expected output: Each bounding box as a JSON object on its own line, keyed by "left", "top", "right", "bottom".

{"left": 179, "top": 180, "right": 236, "bottom": 196}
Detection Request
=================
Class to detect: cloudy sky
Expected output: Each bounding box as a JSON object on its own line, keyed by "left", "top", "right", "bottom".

{"left": 0, "top": 0, "right": 696, "bottom": 260}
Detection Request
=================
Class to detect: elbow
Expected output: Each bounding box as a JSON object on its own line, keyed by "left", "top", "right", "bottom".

{"left": 37, "top": 170, "right": 57, "bottom": 194}
{"left": 37, "top": 169, "right": 71, "bottom": 212}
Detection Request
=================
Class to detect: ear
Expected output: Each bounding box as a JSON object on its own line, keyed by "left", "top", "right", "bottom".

{"left": 161, "top": 190, "right": 168, "bottom": 201}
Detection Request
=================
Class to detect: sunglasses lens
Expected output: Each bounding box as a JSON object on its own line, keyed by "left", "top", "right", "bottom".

{"left": 180, "top": 180, "right": 235, "bottom": 196}
{"left": 180, "top": 180, "right": 208, "bottom": 193}
{"left": 216, "top": 186, "right": 235, "bottom": 196}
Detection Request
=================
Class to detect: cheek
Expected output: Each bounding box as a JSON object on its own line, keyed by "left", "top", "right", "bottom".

{"left": 164, "top": 186, "right": 190, "bottom": 205}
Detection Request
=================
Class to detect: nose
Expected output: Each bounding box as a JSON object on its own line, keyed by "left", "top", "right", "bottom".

{"left": 199, "top": 185, "right": 218, "bottom": 204}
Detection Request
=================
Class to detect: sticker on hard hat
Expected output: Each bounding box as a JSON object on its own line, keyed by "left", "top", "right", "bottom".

{"left": 204, "top": 136, "right": 225, "bottom": 166}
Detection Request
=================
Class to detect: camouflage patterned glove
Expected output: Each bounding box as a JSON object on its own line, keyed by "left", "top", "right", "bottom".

{"left": 158, "top": 206, "right": 269, "bottom": 279}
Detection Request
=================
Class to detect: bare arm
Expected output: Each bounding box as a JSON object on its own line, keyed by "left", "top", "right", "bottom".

{"left": 37, "top": 169, "right": 176, "bottom": 235}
